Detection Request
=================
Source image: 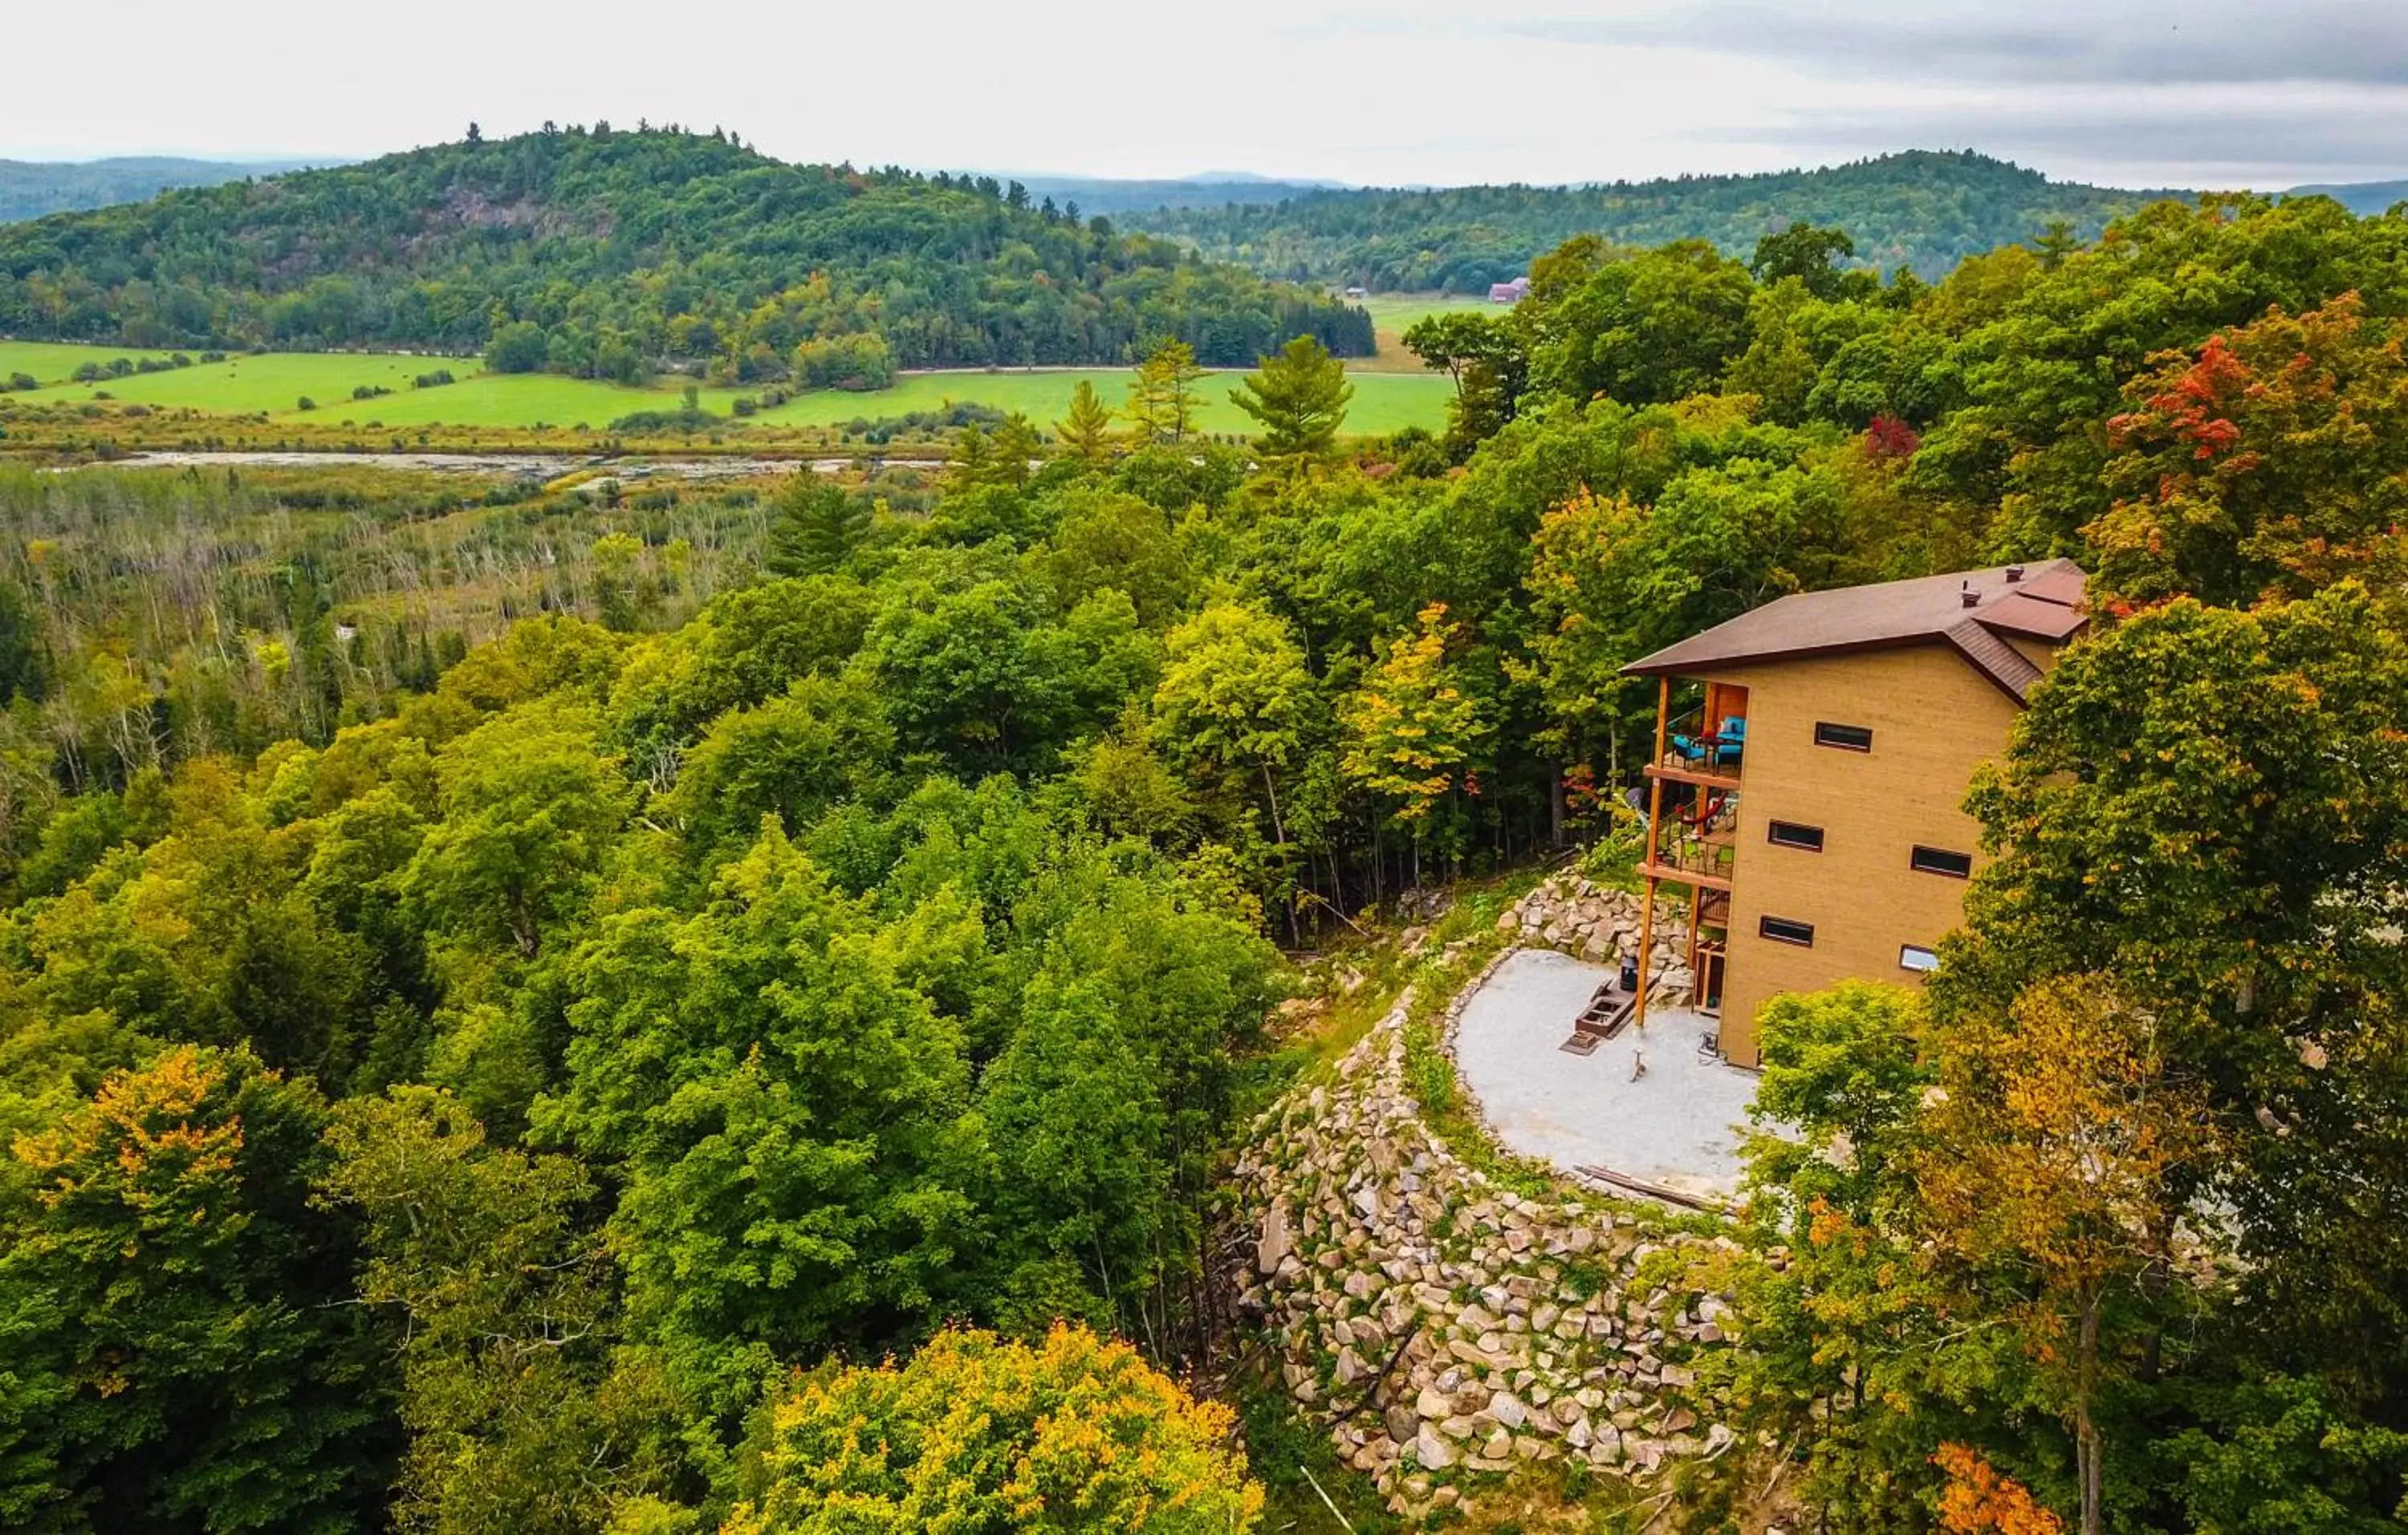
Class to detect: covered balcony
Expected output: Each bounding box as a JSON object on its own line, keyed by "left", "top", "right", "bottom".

{"left": 1638, "top": 678, "right": 1747, "bottom": 892}
{"left": 1647, "top": 683, "right": 1747, "bottom": 786}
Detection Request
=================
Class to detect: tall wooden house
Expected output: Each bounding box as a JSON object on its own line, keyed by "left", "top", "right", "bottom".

{"left": 1619, "top": 560, "right": 2089, "bottom": 1066}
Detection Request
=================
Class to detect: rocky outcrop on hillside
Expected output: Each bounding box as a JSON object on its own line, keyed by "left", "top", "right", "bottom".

{"left": 1234, "top": 975, "right": 1739, "bottom": 1521}
{"left": 1500, "top": 874, "right": 1694, "bottom": 1000}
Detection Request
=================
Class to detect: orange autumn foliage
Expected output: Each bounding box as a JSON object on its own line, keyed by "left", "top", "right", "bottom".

{"left": 1934, "top": 1443, "right": 2067, "bottom": 1535}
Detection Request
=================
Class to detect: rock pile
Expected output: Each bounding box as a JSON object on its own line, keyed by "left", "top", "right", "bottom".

{"left": 1235, "top": 984, "right": 1739, "bottom": 1520}
{"left": 1498, "top": 874, "right": 1694, "bottom": 1001}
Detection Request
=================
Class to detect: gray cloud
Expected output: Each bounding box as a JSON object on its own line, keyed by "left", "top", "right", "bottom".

{"left": 1511, "top": 2, "right": 2408, "bottom": 87}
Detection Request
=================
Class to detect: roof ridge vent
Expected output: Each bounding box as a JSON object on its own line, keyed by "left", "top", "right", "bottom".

{"left": 2005, "top": 564, "right": 2024, "bottom": 582}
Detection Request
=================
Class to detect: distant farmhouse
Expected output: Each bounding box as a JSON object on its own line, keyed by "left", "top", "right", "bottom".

{"left": 1488, "top": 276, "right": 1530, "bottom": 303}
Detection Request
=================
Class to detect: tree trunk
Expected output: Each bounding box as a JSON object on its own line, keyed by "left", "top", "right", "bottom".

{"left": 2076, "top": 1299, "right": 2104, "bottom": 1535}
{"left": 2138, "top": 1212, "right": 2173, "bottom": 1384}
{"left": 1260, "top": 763, "right": 1300, "bottom": 947}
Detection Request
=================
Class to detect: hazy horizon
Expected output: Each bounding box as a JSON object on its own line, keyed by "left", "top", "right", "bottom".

{"left": 2, "top": 144, "right": 2390, "bottom": 199}
{"left": 14, "top": 0, "right": 2408, "bottom": 190}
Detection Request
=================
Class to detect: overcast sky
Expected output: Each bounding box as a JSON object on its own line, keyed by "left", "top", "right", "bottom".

{"left": 8, "top": 0, "right": 2404, "bottom": 189}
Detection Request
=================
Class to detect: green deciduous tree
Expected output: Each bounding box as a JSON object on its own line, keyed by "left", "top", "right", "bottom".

{"left": 1751, "top": 222, "right": 1859, "bottom": 299}
{"left": 1527, "top": 238, "right": 1757, "bottom": 406}
{"left": 1949, "top": 586, "right": 2408, "bottom": 1413}
{"left": 319, "top": 1086, "right": 685, "bottom": 1535}
{"left": 1723, "top": 983, "right": 1948, "bottom": 1532}
{"left": 661, "top": 675, "right": 893, "bottom": 859}
{"left": 539, "top": 822, "right": 974, "bottom": 1410}
{"left": 855, "top": 572, "right": 1142, "bottom": 777}
{"left": 485, "top": 321, "right": 548, "bottom": 374}
{"left": 1401, "top": 309, "right": 1529, "bottom": 452}
{"left": 401, "top": 702, "right": 632, "bottom": 965}
{"left": 1149, "top": 603, "right": 1316, "bottom": 849}
{"left": 976, "top": 870, "right": 1276, "bottom": 1343}
{"left": 1340, "top": 601, "right": 1491, "bottom": 883}
{"left": 0, "top": 1045, "right": 388, "bottom": 1532}
{"left": 1036, "top": 491, "right": 1193, "bottom": 626}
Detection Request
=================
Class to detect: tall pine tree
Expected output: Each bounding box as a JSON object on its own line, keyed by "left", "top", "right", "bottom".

{"left": 766, "top": 476, "right": 871, "bottom": 578}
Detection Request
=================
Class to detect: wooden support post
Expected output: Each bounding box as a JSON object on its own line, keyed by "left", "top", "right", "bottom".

{"left": 1686, "top": 881, "right": 1702, "bottom": 1003}
{"left": 1634, "top": 677, "right": 1670, "bottom": 1032}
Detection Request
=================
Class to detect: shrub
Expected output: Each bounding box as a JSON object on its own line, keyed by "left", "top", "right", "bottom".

{"left": 605, "top": 406, "right": 717, "bottom": 434}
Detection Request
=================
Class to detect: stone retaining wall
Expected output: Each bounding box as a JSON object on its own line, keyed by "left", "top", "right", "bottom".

{"left": 1499, "top": 873, "right": 1694, "bottom": 1000}
{"left": 1235, "top": 979, "right": 1739, "bottom": 1521}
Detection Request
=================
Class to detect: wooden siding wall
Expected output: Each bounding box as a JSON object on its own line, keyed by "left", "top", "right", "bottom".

{"left": 1702, "top": 645, "right": 2028, "bottom": 1065}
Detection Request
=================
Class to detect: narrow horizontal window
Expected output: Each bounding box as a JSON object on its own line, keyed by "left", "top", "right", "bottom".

{"left": 1766, "top": 820, "right": 1824, "bottom": 851}
{"left": 1899, "top": 944, "right": 1941, "bottom": 973}
{"left": 1910, "top": 845, "right": 1975, "bottom": 878}
{"left": 1814, "top": 722, "right": 1873, "bottom": 751}
{"left": 1759, "top": 914, "right": 1815, "bottom": 947}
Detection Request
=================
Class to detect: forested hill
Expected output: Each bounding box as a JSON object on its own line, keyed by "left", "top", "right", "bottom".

{"left": 1120, "top": 149, "right": 2189, "bottom": 290}
{"left": 0, "top": 156, "right": 326, "bottom": 224}
{"left": 0, "top": 127, "right": 1374, "bottom": 377}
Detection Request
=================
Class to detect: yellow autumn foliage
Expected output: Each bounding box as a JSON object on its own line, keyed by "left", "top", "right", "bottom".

{"left": 722, "top": 1323, "right": 1262, "bottom": 1534}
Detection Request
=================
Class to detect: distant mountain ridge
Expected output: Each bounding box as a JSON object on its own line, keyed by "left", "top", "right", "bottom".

{"left": 0, "top": 128, "right": 1373, "bottom": 372}
{"left": 2290, "top": 179, "right": 2408, "bottom": 217}
{"left": 981, "top": 173, "right": 1352, "bottom": 216}
{"left": 1109, "top": 150, "right": 2206, "bottom": 291}
{"left": 1102, "top": 153, "right": 2408, "bottom": 293}
{"left": 0, "top": 156, "right": 326, "bottom": 223}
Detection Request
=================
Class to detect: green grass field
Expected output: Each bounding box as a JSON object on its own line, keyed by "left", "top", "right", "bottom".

{"left": 12, "top": 351, "right": 474, "bottom": 417}
{"left": 1347, "top": 291, "right": 1503, "bottom": 373}
{"left": 0, "top": 340, "right": 185, "bottom": 384}
{"left": 1355, "top": 291, "right": 1499, "bottom": 327}
{"left": 748, "top": 368, "right": 1449, "bottom": 436}
{"left": 0, "top": 343, "right": 1450, "bottom": 438}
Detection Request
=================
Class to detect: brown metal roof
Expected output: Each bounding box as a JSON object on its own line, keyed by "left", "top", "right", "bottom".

{"left": 1977, "top": 590, "right": 2090, "bottom": 641}
{"left": 2016, "top": 565, "right": 2087, "bottom": 605}
{"left": 1621, "top": 559, "right": 2089, "bottom": 702}
{"left": 1943, "top": 617, "right": 2048, "bottom": 699}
